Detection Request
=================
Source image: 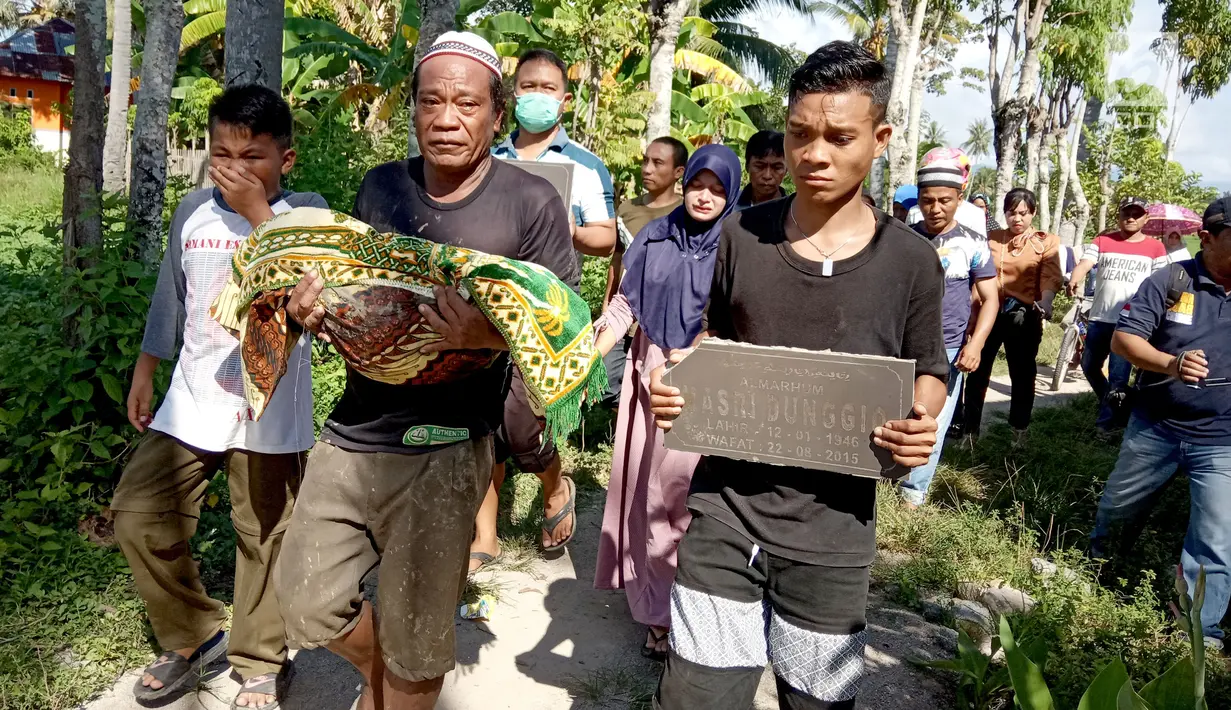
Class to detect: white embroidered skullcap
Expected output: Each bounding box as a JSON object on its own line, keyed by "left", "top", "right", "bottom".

{"left": 416, "top": 31, "right": 502, "bottom": 79}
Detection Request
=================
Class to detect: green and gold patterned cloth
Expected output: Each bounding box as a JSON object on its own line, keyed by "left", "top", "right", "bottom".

{"left": 210, "top": 207, "right": 605, "bottom": 439}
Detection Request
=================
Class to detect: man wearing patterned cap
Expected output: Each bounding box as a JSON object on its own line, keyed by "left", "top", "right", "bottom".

{"left": 275, "top": 31, "right": 578, "bottom": 710}
{"left": 903, "top": 147, "right": 989, "bottom": 237}
{"left": 900, "top": 147, "right": 998, "bottom": 507}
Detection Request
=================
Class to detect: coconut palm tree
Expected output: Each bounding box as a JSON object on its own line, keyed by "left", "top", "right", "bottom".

{"left": 698, "top": 0, "right": 811, "bottom": 88}
{"left": 921, "top": 119, "right": 945, "bottom": 147}
{"left": 811, "top": 0, "right": 889, "bottom": 59}
{"left": 962, "top": 118, "right": 992, "bottom": 161}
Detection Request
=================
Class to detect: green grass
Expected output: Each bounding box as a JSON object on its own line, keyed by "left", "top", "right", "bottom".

{"left": 566, "top": 665, "right": 656, "bottom": 709}
{"left": 888, "top": 393, "right": 1231, "bottom": 707}
{"left": 0, "top": 168, "right": 63, "bottom": 217}
{"left": 0, "top": 536, "right": 152, "bottom": 710}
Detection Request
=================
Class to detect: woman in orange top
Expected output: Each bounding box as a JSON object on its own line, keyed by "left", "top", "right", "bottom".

{"left": 963, "top": 188, "right": 1063, "bottom": 442}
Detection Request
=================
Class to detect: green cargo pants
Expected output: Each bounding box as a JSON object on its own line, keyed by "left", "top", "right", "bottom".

{"left": 111, "top": 430, "right": 303, "bottom": 679}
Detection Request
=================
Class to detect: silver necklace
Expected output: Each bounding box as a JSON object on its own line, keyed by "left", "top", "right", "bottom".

{"left": 789, "top": 203, "right": 855, "bottom": 277}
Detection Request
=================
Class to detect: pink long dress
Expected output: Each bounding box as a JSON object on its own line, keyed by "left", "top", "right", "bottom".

{"left": 592, "top": 294, "right": 701, "bottom": 628}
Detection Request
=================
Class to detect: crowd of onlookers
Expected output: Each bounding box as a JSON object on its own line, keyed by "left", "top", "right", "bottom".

{"left": 108, "top": 30, "right": 1230, "bottom": 710}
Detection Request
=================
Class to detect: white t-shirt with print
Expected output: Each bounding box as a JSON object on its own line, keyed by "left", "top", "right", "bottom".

{"left": 1081, "top": 234, "right": 1170, "bottom": 323}
{"left": 143, "top": 189, "right": 326, "bottom": 454}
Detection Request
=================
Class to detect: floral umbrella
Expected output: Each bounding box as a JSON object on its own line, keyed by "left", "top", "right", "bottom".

{"left": 1143, "top": 203, "right": 1202, "bottom": 237}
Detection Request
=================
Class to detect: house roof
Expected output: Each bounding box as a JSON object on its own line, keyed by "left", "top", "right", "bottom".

{"left": 0, "top": 18, "right": 75, "bottom": 84}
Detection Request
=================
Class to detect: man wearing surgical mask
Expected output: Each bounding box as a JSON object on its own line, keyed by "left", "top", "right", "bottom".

{"left": 481, "top": 49, "right": 618, "bottom": 570}
{"left": 493, "top": 48, "right": 618, "bottom": 258}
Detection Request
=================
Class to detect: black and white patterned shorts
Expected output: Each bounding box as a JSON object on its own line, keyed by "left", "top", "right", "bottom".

{"left": 654, "top": 512, "right": 870, "bottom": 710}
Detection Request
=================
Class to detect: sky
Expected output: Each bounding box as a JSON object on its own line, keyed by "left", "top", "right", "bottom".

{"left": 742, "top": 0, "right": 1231, "bottom": 192}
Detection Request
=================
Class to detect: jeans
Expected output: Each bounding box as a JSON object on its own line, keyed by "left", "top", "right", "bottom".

{"left": 1081, "top": 320, "right": 1133, "bottom": 430}
{"left": 964, "top": 307, "right": 1043, "bottom": 435}
{"left": 1090, "top": 414, "right": 1231, "bottom": 640}
{"left": 901, "top": 348, "right": 961, "bottom": 506}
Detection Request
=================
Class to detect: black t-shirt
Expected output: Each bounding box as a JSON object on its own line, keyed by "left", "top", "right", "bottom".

{"left": 321, "top": 157, "right": 579, "bottom": 453}
{"left": 688, "top": 197, "right": 948, "bottom": 566}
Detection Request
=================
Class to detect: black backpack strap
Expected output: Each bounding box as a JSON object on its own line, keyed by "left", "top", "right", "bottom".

{"left": 1164, "top": 262, "right": 1192, "bottom": 309}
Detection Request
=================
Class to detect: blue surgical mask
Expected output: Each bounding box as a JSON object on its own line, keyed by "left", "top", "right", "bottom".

{"left": 515, "top": 92, "right": 563, "bottom": 134}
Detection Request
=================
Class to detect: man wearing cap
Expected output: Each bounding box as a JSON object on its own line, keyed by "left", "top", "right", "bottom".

{"left": 900, "top": 149, "right": 998, "bottom": 507}
{"left": 892, "top": 184, "right": 917, "bottom": 223}
{"left": 1090, "top": 196, "right": 1231, "bottom": 650}
{"left": 1068, "top": 196, "right": 1169, "bottom": 434}
{"left": 898, "top": 152, "right": 988, "bottom": 238}
{"left": 275, "top": 32, "right": 579, "bottom": 710}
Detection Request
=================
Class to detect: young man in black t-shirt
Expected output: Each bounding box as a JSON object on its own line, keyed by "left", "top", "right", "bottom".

{"left": 649, "top": 42, "right": 948, "bottom": 710}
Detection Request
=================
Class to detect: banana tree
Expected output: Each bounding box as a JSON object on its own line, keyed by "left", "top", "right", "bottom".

{"left": 670, "top": 82, "right": 765, "bottom": 147}
{"left": 278, "top": 0, "right": 491, "bottom": 130}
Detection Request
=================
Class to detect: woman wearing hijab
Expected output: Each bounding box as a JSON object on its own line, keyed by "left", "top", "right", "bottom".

{"left": 592, "top": 144, "right": 741, "bottom": 661}
{"left": 970, "top": 192, "right": 1001, "bottom": 233}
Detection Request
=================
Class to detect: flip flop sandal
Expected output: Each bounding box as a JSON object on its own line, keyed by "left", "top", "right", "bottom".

{"left": 230, "top": 662, "right": 294, "bottom": 710}
{"left": 469, "top": 549, "right": 503, "bottom": 573}
{"left": 133, "top": 629, "right": 228, "bottom": 703}
{"left": 641, "top": 628, "right": 669, "bottom": 662}
{"left": 541, "top": 477, "right": 577, "bottom": 552}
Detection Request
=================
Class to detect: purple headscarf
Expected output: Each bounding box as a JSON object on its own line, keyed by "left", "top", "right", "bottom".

{"left": 621, "top": 143, "right": 742, "bottom": 351}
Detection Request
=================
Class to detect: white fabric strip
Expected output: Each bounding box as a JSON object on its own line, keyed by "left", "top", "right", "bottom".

{"left": 768, "top": 611, "right": 866, "bottom": 702}
{"left": 669, "top": 583, "right": 770, "bottom": 669}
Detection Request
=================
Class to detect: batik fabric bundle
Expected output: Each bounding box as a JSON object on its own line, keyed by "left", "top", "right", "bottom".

{"left": 210, "top": 207, "right": 606, "bottom": 439}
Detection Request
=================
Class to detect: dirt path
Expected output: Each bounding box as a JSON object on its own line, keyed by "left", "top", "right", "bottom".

{"left": 84, "top": 371, "right": 1087, "bottom": 710}
{"left": 83, "top": 501, "right": 956, "bottom": 710}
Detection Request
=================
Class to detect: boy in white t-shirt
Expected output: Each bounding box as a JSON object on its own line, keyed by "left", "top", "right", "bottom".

{"left": 111, "top": 85, "right": 326, "bottom": 709}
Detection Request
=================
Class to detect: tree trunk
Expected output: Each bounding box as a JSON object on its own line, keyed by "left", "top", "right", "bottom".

{"left": 1096, "top": 138, "right": 1113, "bottom": 234}
{"left": 62, "top": 0, "right": 107, "bottom": 275}
{"left": 992, "top": 0, "right": 1051, "bottom": 226}
{"left": 646, "top": 0, "right": 688, "bottom": 142}
{"left": 128, "top": 0, "right": 184, "bottom": 268}
{"left": 885, "top": 0, "right": 929, "bottom": 199}
{"left": 874, "top": 33, "right": 898, "bottom": 207}
{"left": 414, "top": 0, "right": 460, "bottom": 66}
{"left": 1023, "top": 90, "right": 1048, "bottom": 193}
{"left": 1076, "top": 96, "right": 1101, "bottom": 163}
{"left": 407, "top": 0, "right": 458, "bottom": 157}
{"left": 1037, "top": 130, "right": 1054, "bottom": 233}
{"left": 224, "top": 0, "right": 284, "bottom": 90}
{"left": 582, "top": 60, "right": 602, "bottom": 149}
{"left": 1069, "top": 97, "right": 1090, "bottom": 245}
{"left": 102, "top": 0, "right": 132, "bottom": 192}
{"left": 904, "top": 62, "right": 926, "bottom": 183}
{"left": 870, "top": 155, "right": 886, "bottom": 208}
{"left": 1050, "top": 124, "right": 1070, "bottom": 234}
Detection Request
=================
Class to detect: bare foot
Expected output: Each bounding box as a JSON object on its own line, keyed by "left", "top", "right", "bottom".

{"left": 541, "top": 478, "right": 574, "bottom": 548}
{"left": 141, "top": 645, "right": 197, "bottom": 691}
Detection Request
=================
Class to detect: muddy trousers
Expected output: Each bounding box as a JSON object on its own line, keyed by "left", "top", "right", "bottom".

{"left": 111, "top": 431, "right": 304, "bottom": 679}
